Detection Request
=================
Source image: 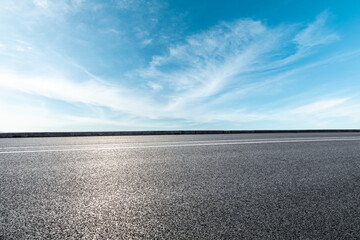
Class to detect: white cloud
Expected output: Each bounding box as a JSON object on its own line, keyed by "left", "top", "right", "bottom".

{"left": 183, "top": 96, "right": 360, "bottom": 128}
{"left": 291, "top": 98, "right": 349, "bottom": 114}
{"left": 0, "top": 69, "right": 163, "bottom": 119}
{"left": 141, "top": 38, "right": 153, "bottom": 47}
{"left": 0, "top": 40, "right": 33, "bottom": 54}
{"left": 14, "top": 45, "right": 26, "bottom": 52}
{"left": 289, "top": 98, "right": 360, "bottom": 122}
{"left": 140, "top": 18, "right": 313, "bottom": 113}
{"left": 33, "top": 0, "right": 48, "bottom": 8}
{"left": 136, "top": 12, "right": 344, "bottom": 124}
{"left": 0, "top": 98, "right": 168, "bottom": 132}
{"left": 147, "top": 81, "right": 163, "bottom": 91}
{"left": 294, "top": 11, "right": 339, "bottom": 48}
{"left": 142, "top": 20, "right": 274, "bottom": 105}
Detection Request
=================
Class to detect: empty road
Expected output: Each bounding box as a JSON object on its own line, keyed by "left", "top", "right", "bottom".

{"left": 1, "top": 132, "right": 360, "bottom": 239}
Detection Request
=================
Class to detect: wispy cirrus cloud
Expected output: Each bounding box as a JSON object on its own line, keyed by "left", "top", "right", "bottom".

{"left": 0, "top": 69, "right": 162, "bottom": 119}
{"left": 291, "top": 98, "right": 349, "bottom": 114}
{"left": 138, "top": 12, "right": 340, "bottom": 114}
{"left": 141, "top": 19, "right": 278, "bottom": 110}
{"left": 291, "top": 98, "right": 360, "bottom": 122}
{"left": 294, "top": 11, "right": 339, "bottom": 48}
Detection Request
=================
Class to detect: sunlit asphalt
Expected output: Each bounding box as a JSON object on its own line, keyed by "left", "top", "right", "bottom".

{"left": 1, "top": 133, "right": 360, "bottom": 239}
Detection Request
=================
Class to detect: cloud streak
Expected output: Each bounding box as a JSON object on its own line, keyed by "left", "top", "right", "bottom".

{"left": 294, "top": 11, "right": 339, "bottom": 48}
{"left": 0, "top": 69, "right": 163, "bottom": 119}
{"left": 138, "top": 12, "right": 341, "bottom": 116}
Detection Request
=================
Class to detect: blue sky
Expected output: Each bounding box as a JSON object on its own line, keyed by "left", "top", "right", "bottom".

{"left": 1, "top": 0, "right": 360, "bottom": 131}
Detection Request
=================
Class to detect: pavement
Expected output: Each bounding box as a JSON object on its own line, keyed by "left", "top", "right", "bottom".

{"left": 1, "top": 132, "right": 360, "bottom": 239}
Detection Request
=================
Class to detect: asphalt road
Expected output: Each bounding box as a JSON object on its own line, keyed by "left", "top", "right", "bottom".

{"left": 1, "top": 133, "right": 360, "bottom": 239}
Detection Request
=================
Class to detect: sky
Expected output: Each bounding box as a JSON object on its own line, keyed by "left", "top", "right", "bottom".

{"left": 1, "top": 0, "right": 360, "bottom": 132}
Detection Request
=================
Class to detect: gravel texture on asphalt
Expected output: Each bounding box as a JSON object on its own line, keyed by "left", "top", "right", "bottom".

{"left": 1, "top": 133, "right": 360, "bottom": 239}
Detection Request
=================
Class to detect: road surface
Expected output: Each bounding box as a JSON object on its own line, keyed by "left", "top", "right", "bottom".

{"left": 1, "top": 133, "right": 360, "bottom": 239}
